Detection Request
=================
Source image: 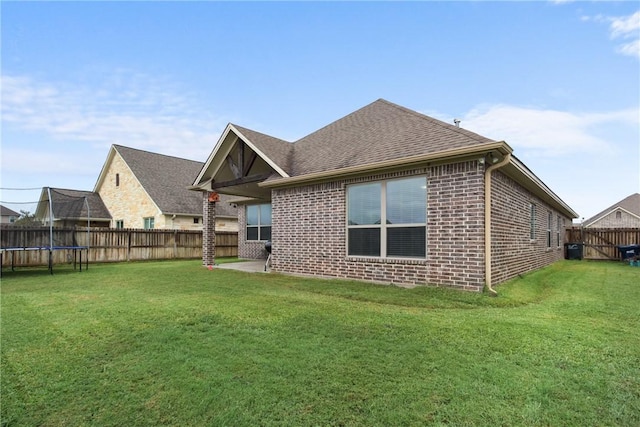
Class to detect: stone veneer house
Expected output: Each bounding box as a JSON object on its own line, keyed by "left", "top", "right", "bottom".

{"left": 582, "top": 193, "right": 640, "bottom": 229}
{"left": 95, "top": 145, "right": 237, "bottom": 231}
{"left": 191, "top": 99, "right": 578, "bottom": 293}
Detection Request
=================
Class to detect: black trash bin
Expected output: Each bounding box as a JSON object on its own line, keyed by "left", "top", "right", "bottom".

{"left": 616, "top": 244, "right": 640, "bottom": 261}
{"left": 564, "top": 243, "right": 583, "bottom": 260}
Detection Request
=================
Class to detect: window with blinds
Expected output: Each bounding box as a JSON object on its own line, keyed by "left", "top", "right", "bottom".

{"left": 246, "top": 204, "right": 272, "bottom": 241}
{"left": 347, "top": 176, "right": 427, "bottom": 258}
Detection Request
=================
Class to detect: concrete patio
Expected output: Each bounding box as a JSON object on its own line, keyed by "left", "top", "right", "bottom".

{"left": 214, "top": 260, "right": 268, "bottom": 273}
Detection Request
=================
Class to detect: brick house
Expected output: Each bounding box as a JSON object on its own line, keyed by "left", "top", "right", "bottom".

{"left": 95, "top": 144, "right": 237, "bottom": 231}
{"left": 582, "top": 193, "right": 640, "bottom": 229}
{"left": 191, "top": 99, "right": 577, "bottom": 293}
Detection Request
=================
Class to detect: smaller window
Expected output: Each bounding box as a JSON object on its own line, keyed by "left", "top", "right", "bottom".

{"left": 547, "top": 211, "right": 552, "bottom": 248}
{"left": 116, "top": 220, "right": 124, "bottom": 229}
{"left": 556, "top": 215, "right": 562, "bottom": 247}
{"left": 616, "top": 211, "right": 622, "bottom": 219}
{"left": 116, "top": 173, "right": 120, "bottom": 187}
{"left": 143, "top": 217, "right": 155, "bottom": 230}
{"left": 246, "top": 204, "right": 271, "bottom": 241}
{"left": 530, "top": 203, "right": 536, "bottom": 240}
{"left": 193, "top": 217, "right": 199, "bottom": 224}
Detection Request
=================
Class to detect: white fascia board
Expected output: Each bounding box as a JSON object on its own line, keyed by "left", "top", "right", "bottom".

{"left": 192, "top": 124, "right": 236, "bottom": 187}
{"left": 230, "top": 125, "right": 290, "bottom": 178}
{"left": 93, "top": 145, "right": 117, "bottom": 192}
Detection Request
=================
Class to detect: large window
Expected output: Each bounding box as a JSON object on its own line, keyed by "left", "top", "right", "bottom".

{"left": 246, "top": 204, "right": 271, "bottom": 241}
{"left": 347, "top": 176, "right": 426, "bottom": 258}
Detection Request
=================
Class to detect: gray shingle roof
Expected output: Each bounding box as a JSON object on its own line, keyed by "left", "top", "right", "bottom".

{"left": 114, "top": 145, "right": 237, "bottom": 217}
{"left": 48, "top": 188, "right": 112, "bottom": 220}
{"left": 1, "top": 205, "right": 20, "bottom": 217}
{"left": 291, "top": 99, "right": 495, "bottom": 176}
{"left": 583, "top": 193, "right": 640, "bottom": 225}
{"left": 228, "top": 99, "right": 496, "bottom": 178}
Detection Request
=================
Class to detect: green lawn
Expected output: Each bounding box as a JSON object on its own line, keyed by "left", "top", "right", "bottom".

{"left": 1, "top": 260, "right": 639, "bottom": 426}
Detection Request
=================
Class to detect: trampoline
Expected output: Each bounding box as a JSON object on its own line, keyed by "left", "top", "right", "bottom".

{"left": 0, "top": 246, "right": 88, "bottom": 275}
{"left": 1, "top": 187, "right": 92, "bottom": 275}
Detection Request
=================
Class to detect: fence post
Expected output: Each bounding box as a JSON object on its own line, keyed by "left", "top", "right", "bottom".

{"left": 127, "top": 229, "right": 131, "bottom": 262}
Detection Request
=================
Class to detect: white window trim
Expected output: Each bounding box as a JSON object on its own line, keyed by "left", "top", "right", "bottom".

{"left": 346, "top": 176, "right": 427, "bottom": 260}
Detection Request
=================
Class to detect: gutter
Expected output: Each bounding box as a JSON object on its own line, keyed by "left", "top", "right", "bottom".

{"left": 260, "top": 141, "right": 512, "bottom": 189}
{"left": 484, "top": 153, "right": 512, "bottom": 296}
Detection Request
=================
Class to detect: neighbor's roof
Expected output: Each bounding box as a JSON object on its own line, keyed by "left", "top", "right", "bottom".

{"left": 37, "top": 188, "right": 112, "bottom": 221}
{"left": 583, "top": 193, "right": 640, "bottom": 226}
{"left": 1, "top": 205, "right": 20, "bottom": 217}
{"left": 108, "top": 145, "right": 237, "bottom": 218}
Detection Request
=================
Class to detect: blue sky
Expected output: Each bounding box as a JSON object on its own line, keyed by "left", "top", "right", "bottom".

{"left": 1, "top": 1, "right": 638, "bottom": 221}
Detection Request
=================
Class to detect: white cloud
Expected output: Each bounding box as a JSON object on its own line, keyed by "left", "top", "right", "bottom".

{"left": 1, "top": 72, "right": 227, "bottom": 161}
{"left": 610, "top": 11, "right": 640, "bottom": 58}
{"left": 610, "top": 11, "right": 640, "bottom": 39}
{"left": 458, "top": 104, "right": 639, "bottom": 157}
{"left": 582, "top": 10, "right": 640, "bottom": 58}
{"left": 616, "top": 38, "right": 640, "bottom": 58}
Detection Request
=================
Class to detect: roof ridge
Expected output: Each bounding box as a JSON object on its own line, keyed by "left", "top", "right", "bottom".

{"left": 376, "top": 99, "right": 496, "bottom": 144}
{"left": 293, "top": 99, "right": 383, "bottom": 144}
{"left": 114, "top": 144, "right": 203, "bottom": 165}
{"left": 48, "top": 187, "right": 94, "bottom": 194}
{"left": 231, "top": 124, "right": 292, "bottom": 143}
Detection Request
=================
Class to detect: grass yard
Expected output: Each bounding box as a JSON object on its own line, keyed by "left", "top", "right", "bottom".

{"left": 1, "top": 260, "right": 639, "bottom": 426}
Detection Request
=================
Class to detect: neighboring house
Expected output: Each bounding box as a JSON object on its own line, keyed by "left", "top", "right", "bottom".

{"left": 35, "top": 188, "right": 112, "bottom": 227}
{"left": 191, "top": 99, "right": 578, "bottom": 293}
{"left": 95, "top": 144, "right": 237, "bottom": 231}
{"left": 582, "top": 193, "right": 640, "bottom": 228}
{"left": 0, "top": 205, "right": 20, "bottom": 224}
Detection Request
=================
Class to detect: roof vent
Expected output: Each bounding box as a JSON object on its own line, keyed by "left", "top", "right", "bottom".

{"left": 453, "top": 118, "right": 461, "bottom": 128}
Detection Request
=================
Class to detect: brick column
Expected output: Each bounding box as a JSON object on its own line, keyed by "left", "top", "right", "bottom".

{"left": 202, "top": 191, "right": 216, "bottom": 266}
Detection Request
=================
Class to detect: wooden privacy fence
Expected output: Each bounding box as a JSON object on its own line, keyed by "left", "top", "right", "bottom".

{"left": 565, "top": 227, "right": 640, "bottom": 260}
{"left": 1, "top": 226, "right": 238, "bottom": 268}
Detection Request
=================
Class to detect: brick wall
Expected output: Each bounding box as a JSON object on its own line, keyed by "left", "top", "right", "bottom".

{"left": 426, "top": 162, "right": 485, "bottom": 290}
{"left": 490, "top": 170, "right": 570, "bottom": 285}
{"left": 237, "top": 160, "right": 571, "bottom": 291}
{"left": 270, "top": 162, "right": 486, "bottom": 291}
{"left": 237, "top": 206, "right": 270, "bottom": 260}
{"left": 202, "top": 192, "right": 216, "bottom": 266}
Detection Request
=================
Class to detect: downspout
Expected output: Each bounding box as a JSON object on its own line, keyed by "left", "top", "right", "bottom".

{"left": 484, "top": 153, "right": 511, "bottom": 296}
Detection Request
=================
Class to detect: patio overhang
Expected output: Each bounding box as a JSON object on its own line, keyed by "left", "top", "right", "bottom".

{"left": 190, "top": 124, "right": 288, "bottom": 202}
